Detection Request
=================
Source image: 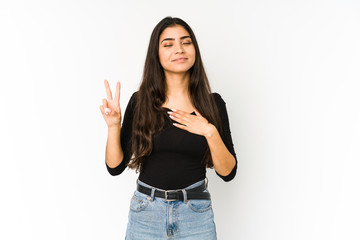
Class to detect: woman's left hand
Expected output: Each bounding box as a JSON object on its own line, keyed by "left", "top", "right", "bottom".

{"left": 168, "top": 109, "right": 215, "bottom": 137}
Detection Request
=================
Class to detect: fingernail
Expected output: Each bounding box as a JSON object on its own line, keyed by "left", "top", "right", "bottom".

{"left": 171, "top": 109, "right": 177, "bottom": 112}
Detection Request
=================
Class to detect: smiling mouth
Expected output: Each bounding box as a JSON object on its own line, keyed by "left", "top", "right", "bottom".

{"left": 172, "top": 58, "right": 188, "bottom": 62}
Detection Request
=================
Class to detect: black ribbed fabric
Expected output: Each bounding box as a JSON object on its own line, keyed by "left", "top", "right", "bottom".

{"left": 105, "top": 91, "right": 238, "bottom": 190}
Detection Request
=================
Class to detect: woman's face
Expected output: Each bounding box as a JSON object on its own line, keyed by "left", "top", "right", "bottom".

{"left": 158, "top": 25, "right": 196, "bottom": 75}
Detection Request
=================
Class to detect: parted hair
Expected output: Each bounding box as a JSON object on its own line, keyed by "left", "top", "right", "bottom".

{"left": 127, "top": 16, "right": 223, "bottom": 173}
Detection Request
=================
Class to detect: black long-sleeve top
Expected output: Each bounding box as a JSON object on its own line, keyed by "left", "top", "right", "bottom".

{"left": 105, "top": 91, "right": 238, "bottom": 190}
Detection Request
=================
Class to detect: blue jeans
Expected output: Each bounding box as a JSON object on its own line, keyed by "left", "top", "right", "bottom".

{"left": 125, "top": 178, "right": 217, "bottom": 239}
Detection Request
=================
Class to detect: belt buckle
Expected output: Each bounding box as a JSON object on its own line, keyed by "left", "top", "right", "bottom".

{"left": 164, "top": 190, "right": 177, "bottom": 201}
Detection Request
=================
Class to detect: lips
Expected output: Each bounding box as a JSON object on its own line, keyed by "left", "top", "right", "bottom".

{"left": 172, "top": 57, "right": 188, "bottom": 62}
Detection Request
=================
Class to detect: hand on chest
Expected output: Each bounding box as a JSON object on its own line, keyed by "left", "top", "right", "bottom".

{"left": 152, "top": 117, "right": 208, "bottom": 157}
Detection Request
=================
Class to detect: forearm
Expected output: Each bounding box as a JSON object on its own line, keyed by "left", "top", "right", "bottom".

{"left": 205, "top": 125, "right": 236, "bottom": 176}
{"left": 105, "top": 125, "right": 124, "bottom": 168}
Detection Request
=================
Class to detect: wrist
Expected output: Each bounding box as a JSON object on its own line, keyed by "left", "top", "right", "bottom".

{"left": 204, "top": 124, "right": 217, "bottom": 138}
{"left": 108, "top": 124, "right": 121, "bottom": 132}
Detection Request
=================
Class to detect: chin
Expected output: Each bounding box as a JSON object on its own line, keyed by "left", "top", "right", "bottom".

{"left": 172, "top": 69, "right": 191, "bottom": 74}
{"left": 165, "top": 66, "right": 192, "bottom": 74}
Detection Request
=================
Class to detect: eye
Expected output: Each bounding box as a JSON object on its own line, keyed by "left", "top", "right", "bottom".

{"left": 183, "top": 42, "right": 192, "bottom": 45}
{"left": 164, "top": 45, "right": 172, "bottom": 47}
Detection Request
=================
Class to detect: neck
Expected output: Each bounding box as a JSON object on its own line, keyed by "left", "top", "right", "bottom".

{"left": 164, "top": 71, "right": 190, "bottom": 97}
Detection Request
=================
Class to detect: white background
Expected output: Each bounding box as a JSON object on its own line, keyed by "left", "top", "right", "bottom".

{"left": 0, "top": 0, "right": 359, "bottom": 239}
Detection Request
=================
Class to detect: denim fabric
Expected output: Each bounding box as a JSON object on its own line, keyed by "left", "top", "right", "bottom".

{"left": 125, "top": 178, "right": 217, "bottom": 240}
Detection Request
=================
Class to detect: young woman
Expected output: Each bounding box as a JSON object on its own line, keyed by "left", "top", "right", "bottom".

{"left": 99, "top": 16, "right": 237, "bottom": 240}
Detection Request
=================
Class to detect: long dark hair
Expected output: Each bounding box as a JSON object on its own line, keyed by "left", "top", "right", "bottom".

{"left": 127, "top": 16, "right": 223, "bottom": 173}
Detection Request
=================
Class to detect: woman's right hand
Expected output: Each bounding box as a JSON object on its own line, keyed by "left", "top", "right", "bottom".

{"left": 99, "top": 79, "right": 122, "bottom": 128}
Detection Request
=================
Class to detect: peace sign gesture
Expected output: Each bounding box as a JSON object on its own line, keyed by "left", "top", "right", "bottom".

{"left": 99, "top": 79, "right": 121, "bottom": 128}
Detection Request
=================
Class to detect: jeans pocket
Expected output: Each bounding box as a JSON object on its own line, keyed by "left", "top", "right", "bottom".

{"left": 188, "top": 199, "right": 212, "bottom": 213}
{"left": 129, "top": 190, "right": 151, "bottom": 212}
{"left": 187, "top": 187, "right": 213, "bottom": 213}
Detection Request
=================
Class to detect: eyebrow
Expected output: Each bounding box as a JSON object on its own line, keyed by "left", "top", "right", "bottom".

{"left": 161, "top": 36, "right": 191, "bottom": 44}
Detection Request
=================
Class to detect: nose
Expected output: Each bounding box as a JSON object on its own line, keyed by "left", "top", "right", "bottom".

{"left": 175, "top": 42, "right": 184, "bottom": 54}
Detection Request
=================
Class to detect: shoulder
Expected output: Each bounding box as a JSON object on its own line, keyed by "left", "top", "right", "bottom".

{"left": 211, "top": 92, "right": 226, "bottom": 107}
{"left": 128, "top": 91, "right": 139, "bottom": 106}
{"left": 130, "top": 91, "right": 139, "bottom": 99}
{"left": 122, "top": 91, "right": 139, "bottom": 114}
{"left": 211, "top": 92, "right": 231, "bottom": 120}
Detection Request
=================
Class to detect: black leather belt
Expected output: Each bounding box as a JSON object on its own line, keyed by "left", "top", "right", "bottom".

{"left": 136, "top": 179, "right": 211, "bottom": 201}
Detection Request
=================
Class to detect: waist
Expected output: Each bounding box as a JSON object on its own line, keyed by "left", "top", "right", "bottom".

{"left": 138, "top": 172, "right": 206, "bottom": 190}
{"left": 137, "top": 177, "right": 207, "bottom": 191}
{"left": 136, "top": 177, "right": 210, "bottom": 201}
